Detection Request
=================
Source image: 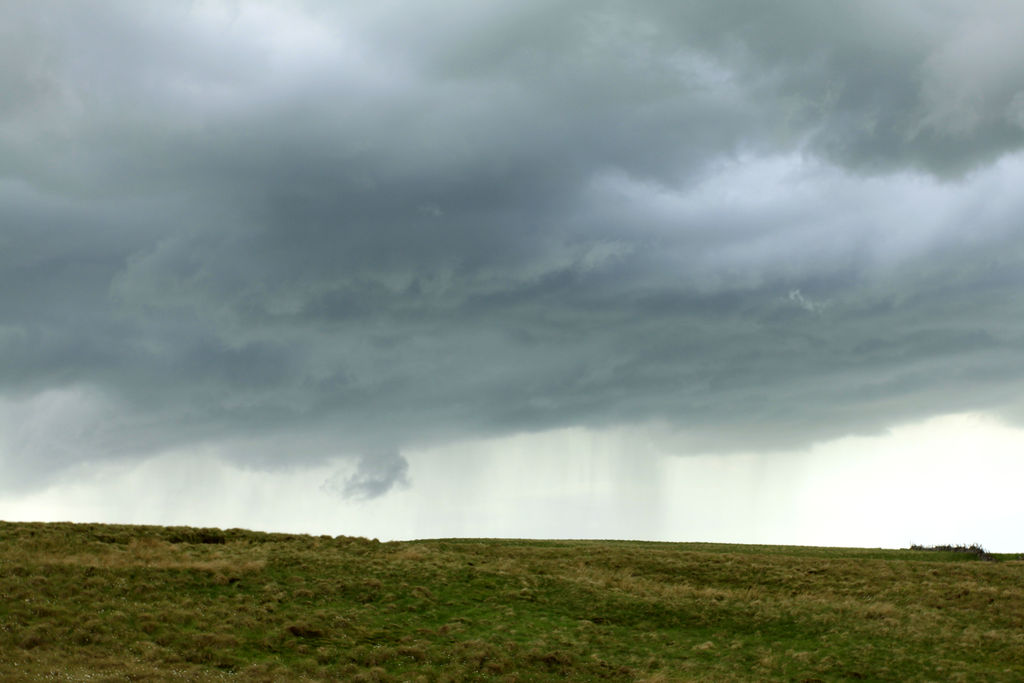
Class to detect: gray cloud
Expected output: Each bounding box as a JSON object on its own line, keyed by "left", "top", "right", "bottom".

{"left": 3, "top": 1, "right": 1024, "bottom": 491}
{"left": 322, "top": 448, "right": 410, "bottom": 501}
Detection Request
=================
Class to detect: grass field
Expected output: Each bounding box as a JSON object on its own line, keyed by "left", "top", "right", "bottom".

{"left": 1, "top": 521, "right": 1022, "bottom": 681}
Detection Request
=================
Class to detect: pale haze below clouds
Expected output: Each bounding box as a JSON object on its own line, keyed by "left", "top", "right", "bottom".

{"left": 1, "top": 414, "right": 1020, "bottom": 551}
{"left": 2, "top": 1, "right": 1024, "bottom": 549}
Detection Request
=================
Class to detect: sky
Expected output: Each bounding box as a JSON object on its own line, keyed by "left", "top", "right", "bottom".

{"left": 2, "top": 0, "right": 1024, "bottom": 551}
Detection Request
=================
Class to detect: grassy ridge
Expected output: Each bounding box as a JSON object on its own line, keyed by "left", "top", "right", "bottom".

{"left": 1, "top": 522, "right": 1022, "bottom": 681}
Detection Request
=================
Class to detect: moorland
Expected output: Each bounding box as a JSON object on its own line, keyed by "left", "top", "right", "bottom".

{"left": 1, "top": 521, "right": 1022, "bottom": 681}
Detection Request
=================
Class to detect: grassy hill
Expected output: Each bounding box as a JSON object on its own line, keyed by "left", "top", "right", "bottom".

{"left": 1, "top": 521, "right": 1022, "bottom": 681}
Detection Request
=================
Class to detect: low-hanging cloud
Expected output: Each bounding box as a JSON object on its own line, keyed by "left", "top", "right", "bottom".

{"left": 3, "top": 0, "right": 1024, "bottom": 490}
{"left": 322, "top": 449, "right": 410, "bottom": 501}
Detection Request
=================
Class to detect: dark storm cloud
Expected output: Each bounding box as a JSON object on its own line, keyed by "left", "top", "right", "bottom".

{"left": 3, "top": 0, "right": 1024, "bottom": 492}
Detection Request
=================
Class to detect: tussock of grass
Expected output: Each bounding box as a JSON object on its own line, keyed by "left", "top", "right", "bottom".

{"left": 1, "top": 521, "right": 1023, "bottom": 681}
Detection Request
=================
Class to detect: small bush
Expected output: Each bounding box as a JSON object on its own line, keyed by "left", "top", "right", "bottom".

{"left": 165, "top": 527, "right": 227, "bottom": 545}
{"left": 908, "top": 544, "right": 995, "bottom": 561}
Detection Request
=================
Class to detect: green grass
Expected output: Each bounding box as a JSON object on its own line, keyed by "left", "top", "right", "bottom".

{"left": 1, "top": 522, "right": 1022, "bottom": 681}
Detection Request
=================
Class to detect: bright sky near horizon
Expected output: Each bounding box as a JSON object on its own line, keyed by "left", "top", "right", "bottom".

{"left": 2, "top": 413, "right": 1021, "bottom": 551}
{"left": 2, "top": 1, "right": 1024, "bottom": 551}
